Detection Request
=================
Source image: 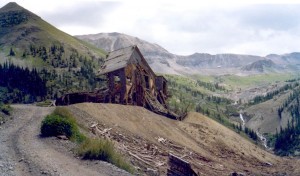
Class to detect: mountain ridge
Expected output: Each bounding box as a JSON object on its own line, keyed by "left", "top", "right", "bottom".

{"left": 77, "top": 32, "right": 300, "bottom": 75}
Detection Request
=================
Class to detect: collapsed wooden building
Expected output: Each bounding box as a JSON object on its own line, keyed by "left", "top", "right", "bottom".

{"left": 56, "top": 45, "right": 181, "bottom": 120}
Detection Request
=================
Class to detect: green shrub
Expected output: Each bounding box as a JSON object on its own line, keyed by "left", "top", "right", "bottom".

{"left": 40, "top": 107, "right": 85, "bottom": 142}
{"left": 41, "top": 114, "right": 75, "bottom": 138}
{"left": 77, "top": 138, "right": 134, "bottom": 173}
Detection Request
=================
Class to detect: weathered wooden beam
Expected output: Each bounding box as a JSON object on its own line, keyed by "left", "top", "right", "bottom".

{"left": 119, "top": 69, "right": 126, "bottom": 104}
{"left": 108, "top": 73, "right": 114, "bottom": 103}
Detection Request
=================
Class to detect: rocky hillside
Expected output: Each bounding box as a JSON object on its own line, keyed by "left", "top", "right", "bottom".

{"left": 77, "top": 32, "right": 300, "bottom": 75}
{"left": 241, "top": 59, "right": 278, "bottom": 72}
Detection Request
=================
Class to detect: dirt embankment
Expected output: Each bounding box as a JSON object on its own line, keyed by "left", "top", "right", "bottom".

{"left": 0, "top": 105, "right": 131, "bottom": 176}
{"left": 68, "top": 103, "right": 300, "bottom": 176}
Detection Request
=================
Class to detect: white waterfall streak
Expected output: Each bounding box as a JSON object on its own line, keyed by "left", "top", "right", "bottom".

{"left": 256, "top": 131, "right": 268, "bottom": 149}
{"left": 239, "top": 113, "right": 245, "bottom": 129}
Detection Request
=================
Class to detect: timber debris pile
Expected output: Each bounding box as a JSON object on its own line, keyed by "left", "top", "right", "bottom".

{"left": 56, "top": 45, "right": 183, "bottom": 120}
{"left": 89, "top": 122, "right": 200, "bottom": 175}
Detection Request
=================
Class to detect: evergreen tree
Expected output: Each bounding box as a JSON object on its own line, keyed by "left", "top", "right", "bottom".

{"left": 0, "top": 62, "right": 47, "bottom": 103}
{"left": 9, "top": 47, "right": 15, "bottom": 56}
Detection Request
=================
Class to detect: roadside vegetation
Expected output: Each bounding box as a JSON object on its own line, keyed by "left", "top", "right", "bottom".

{"left": 0, "top": 103, "right": 12, "bottom": 115}
{"left": 0, "top": 103, "right": 12, "bottom": 125}
{"left": 40, "top": 107, "right": 134, "bottom": 173}
{"left": 77, "top": 138, "right": 134, "bottom": 173}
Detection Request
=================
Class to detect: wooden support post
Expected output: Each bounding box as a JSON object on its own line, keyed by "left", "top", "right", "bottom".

{"left": 120, "top": 69, "right": 126, "bottom": 104}
{"left": 108, "top": 73, "right": 114, "bottom": 103}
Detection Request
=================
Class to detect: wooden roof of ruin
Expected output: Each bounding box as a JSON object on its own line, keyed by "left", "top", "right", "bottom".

{"left": 98, "top": 45, "right": 138, "bottom": 75}
{"left": 98, "top": 45, "right": 158, "bottom": 77}
{"left": 156, "top": 75, "right": 168, "bottom": 82}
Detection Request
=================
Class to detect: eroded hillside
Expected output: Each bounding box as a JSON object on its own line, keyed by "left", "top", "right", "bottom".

{"left": 67, "top": 103, "right": 300, "bottom": 175}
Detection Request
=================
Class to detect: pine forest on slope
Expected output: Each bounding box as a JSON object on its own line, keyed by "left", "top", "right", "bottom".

{"left": 0, "top": 2, "right": 107, "bottom": 102}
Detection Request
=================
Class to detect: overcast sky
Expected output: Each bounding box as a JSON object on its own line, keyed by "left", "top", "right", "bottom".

{"left": 1, "top": 0, "right": 300, "bottom": 56}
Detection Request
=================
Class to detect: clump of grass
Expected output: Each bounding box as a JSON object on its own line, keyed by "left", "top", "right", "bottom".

{"left": 40, "top": 107, "right": 86, "bottom": 143}
{"left": 77, "top": 138, "right": 134, "bottom": 174}
{"left": 36, "top": 100, "right": 53, "bottom": 107}
{"left": 0, "top": 104, "right": 12, "bottom": 115}
{"left": 52, "top": 107, "right": 74, "bottom": 119}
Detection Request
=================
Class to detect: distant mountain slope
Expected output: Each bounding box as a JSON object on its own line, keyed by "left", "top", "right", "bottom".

{"left": 245, "top": 79, "right": 300, "bottom": 135}
{"left": 0, "top": 2, "right": 107, "bottom": 101}
{"left": 245, "top": 90, "right": 292, "bottom": 134}
{"left": 77, "top": 32, "right": 300, "bottom": 75}
{"left": 241, "top": 59, "right": 278, "bottom": 72}
{"left": 76, "top": 32, "right": 172, "bottom": 59}
{"left": 175, "top": 53, "right": 263, "bottom": 68}
{"left": 76, "top": 32, "right": 177, "bottom": 73}
{"left": 266, "top": 52, "right": 300, "bottom": 70}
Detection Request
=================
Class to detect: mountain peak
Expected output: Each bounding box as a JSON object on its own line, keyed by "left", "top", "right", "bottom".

{"left": 0, "top": 2, "right": 38, "bottom": 28}
{"left": 0, "top": 2, "right": 25, "bottom": 12}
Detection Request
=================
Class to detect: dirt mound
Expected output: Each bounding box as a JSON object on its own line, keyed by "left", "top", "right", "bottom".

{"left": 68, "top": 103, "right": 300, "bottom": 175}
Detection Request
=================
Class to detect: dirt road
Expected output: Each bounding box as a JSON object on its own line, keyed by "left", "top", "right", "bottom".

{"left": 0, "top": 105, "right": 131, "bottom": 176}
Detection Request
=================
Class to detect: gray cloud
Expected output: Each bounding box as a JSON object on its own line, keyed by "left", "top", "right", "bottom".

{"left": 39, "top": 3, "right": 300, "bottom": 56}
{"left": 158, "top": 5, "right": 300, "bottom": 55}
{"left": 1, "top": 1, "right": 300, "bottom": 56}
{"left": 41, "top": 1, "right": 120, "bottom": 27}
{"left": 235, "top": 5, "right": 300, "bottom": 31}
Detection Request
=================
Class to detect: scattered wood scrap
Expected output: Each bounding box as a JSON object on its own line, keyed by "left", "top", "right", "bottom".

{"left": 167, "top": 153, "right": 198, "bottom": 176}
{"left": 88, "top": 123, "right": 207, "bottom": 175}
